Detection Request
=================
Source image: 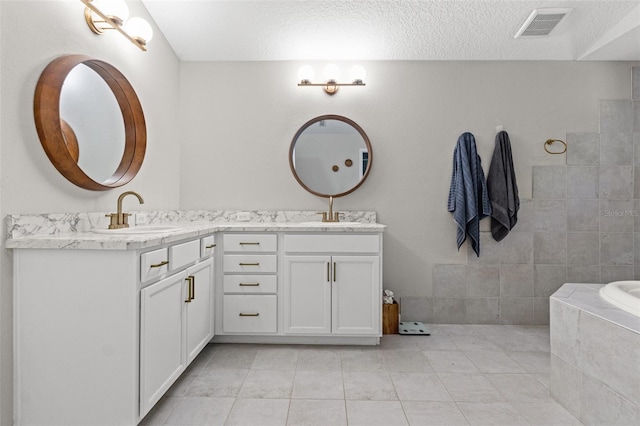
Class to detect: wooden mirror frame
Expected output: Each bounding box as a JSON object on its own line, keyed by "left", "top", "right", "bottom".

{"left": 289, "top": 114, "right": 373, "bottom": 198}
{"left": 34, "top": 54, "right": 146, "bottom": 190}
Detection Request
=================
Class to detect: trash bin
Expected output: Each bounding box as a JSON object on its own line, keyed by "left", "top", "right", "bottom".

{"left": 383, "top": 302, "right": 399, "bottom": 334}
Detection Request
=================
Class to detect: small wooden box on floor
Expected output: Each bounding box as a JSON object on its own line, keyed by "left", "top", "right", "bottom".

{"left": 382, "top": 302, "right": 399, "bottom": 334}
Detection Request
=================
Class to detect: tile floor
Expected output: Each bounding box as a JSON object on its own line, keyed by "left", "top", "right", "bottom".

{"left": 140, "top": 325, "right": 583, "bottom": 425}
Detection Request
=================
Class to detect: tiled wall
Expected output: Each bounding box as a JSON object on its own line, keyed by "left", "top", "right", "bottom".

{"left": 402, "top": 67, "right": 640, "bottom": 325}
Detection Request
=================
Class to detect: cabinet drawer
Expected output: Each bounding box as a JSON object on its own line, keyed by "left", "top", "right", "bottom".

{"left": 201, "top": 235, "right": 216, "bottom": 258}
{"left": 169, "top": 240, "right": 200, "bottom": 271}
{"left": 223, "top": 234, "right": 277, "bottom": 252}
{"left": 284, "top": 234, "right": 380, "bottom": 253}
{"left": 223, "top": 295, "right": 277, "bottom": 333}
{"left": 223, "top": 254, "right": 277, "bottom": 273}
{"left": 140, "top": 248, "right": 169, "bottom": 283}
{"left": 223, "top": 275, "right": 277, "bottom": 294}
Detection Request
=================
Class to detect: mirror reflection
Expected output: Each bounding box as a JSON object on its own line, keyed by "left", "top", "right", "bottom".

{"left": 59, "top": 64, "right": 125, "bottom": 183}
{"left": 290, "top": 115, "right": 372, "bottom": 197}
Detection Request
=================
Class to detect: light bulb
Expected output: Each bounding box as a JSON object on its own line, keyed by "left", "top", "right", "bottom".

{"left": 297, "top": 65, "right": 315, "bottom": 83}
{"left": 323, "top": 64, "right": 340, "bottom": 82}
{"left": 125, "top": 17, "right": 154, "bottom": 44}
{"left": 349, "top": 65, "right": 366, "bottom": 83}
{"left": 94, "top": 0, "right": 129, "bottom": 24}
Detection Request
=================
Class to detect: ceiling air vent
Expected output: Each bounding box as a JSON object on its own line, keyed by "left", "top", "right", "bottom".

{"left": 514, "top": 8, "right": 572, "bottom": 38}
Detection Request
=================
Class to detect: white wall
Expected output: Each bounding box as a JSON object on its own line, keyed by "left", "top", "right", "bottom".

{"left": 0, "top": 1, "right": 181, "bottom": 423}
{"left": 179, "top": 60, "right": 636, "bottom": 299}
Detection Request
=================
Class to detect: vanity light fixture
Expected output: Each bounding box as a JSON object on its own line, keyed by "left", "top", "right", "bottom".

{"left": 81, "top": 0, "right": 153, "bottom": 51}
{"left": 298, "top": 64, "right": 366, "bottom": 95}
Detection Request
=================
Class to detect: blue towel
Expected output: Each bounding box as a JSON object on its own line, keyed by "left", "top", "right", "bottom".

{"left": 447, "top": 132, "right": 491, "bottom": 256}
{"left": 487, "top": 131, "right": 519, "bottom": 241}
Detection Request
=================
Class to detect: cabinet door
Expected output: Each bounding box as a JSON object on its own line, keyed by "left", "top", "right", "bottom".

{"left": 332, "top": 256, "right": 380, "bottom": 335}
{"left": 284, "top": 256, "right": 331, "bottom": 334}
{"left": 140, "top": 271, "right": 188, "bottom": 417}
{"left": 186, "top": 258, "right": 214, "bottom": 364}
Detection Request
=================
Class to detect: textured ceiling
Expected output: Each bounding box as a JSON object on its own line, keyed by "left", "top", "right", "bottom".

{"left": 140, "top": 0, "right": 640, "bottom": 61}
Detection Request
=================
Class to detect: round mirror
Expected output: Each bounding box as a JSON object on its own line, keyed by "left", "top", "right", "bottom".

{"left": 289, "top": 115, "right": 372, "bottom": 198}
{"left": 34, "top": 55, "right": 146, "bottom": 190}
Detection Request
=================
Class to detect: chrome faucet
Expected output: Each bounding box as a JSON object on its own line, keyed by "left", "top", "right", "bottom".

{"left": 106, "top": 191, "right": 144, "bottom": 229}
{"left": 319, "top": 196, "right": 341, "bottom": 222}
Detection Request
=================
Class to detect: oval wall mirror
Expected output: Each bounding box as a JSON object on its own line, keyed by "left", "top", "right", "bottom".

{"left": 34, "top": 54, "right": 146, "bottom": 190}
{"left": 289, "top": 115, "right": 372, "bottom": 198}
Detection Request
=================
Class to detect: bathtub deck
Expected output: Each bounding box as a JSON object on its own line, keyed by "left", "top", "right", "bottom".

{"left": 550, "top": 283, "right": 640, "bottom": 425}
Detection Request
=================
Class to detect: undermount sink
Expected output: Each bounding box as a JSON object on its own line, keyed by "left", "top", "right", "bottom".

{"left": 92, "top": 225, "right": 181, "bottom": 234}
{"left": 300, "top": 221, "right": 362, "bottom": 226}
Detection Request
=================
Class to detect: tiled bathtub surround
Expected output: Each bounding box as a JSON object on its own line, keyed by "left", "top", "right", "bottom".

{"left": 406, "top": 67, "right": 640, "bottom": 325}
{"left": 5, "top": 210, "right": 377, "bottom": 240}
{"left": 550, "top": 283, "right": 640, "bottom": 425}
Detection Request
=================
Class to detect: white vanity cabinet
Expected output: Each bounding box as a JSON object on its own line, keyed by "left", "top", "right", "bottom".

{"left": 13, "top": 233, "right": 216, "bottom": 426}
{"left": 283, "top": 234, "right": 381, "bottom": 336}
{"left": 139, "top": 257, "right": 214, "bottom": 418}
{"left": 221, "top": 233, "right": 278, "bottom": 334}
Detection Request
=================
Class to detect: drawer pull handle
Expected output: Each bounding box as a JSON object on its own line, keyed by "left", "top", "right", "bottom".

{"left": 239, "top": 283, "right": 260, "bottom": 287}
{"left": 239, "top": 313, "right": 260, "bottom": 317}
{"left": 150, "top": 260, "right": 169, "bottom": 268}
{"left": 239, "top": 262, "right": 260, "bottom": 266}
{"left": 205, "top": 244, "right": 216, "bottom": 249}
{"left": 239, "top": 242, "right": 260, "bottom": 245}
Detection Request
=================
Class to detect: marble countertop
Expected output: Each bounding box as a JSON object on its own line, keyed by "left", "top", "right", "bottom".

{"left": 6, "top": 221, "right": 387, "bottom": 250}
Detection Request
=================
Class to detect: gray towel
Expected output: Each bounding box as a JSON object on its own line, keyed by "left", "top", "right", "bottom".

{"left": 447, "top": 132, "right": 491, "bottom": 257}
{"left": 487, "top": 131, "right": 519, "bottom": 241}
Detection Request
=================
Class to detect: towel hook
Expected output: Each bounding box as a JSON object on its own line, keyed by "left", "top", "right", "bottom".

{"left": 544, "top": 139, "right": 566, "bottom": 155}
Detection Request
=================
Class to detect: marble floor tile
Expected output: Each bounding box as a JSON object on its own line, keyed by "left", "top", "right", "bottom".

{"left": 341, "top": 348, "right": 385, "bottom": 371}
{"left": 463, "top": 350, "right": 526, "bottom": 373}
{"left": 343, "top": 371, "right": 398, "bottom": 400}
{"left": 401, "top": 401, "right": 470, "bottom": 425}
{"left": 457, "top": 402, "right": 529, "bottom": 426}
{"left": 237, "top": 369, "right": 294, "bottom": 399}
{"left": 185, "top": 368, "right": 248, "bottom": 398}
{"left": 139, "top": 396, "right": 182, "bottom": 426}
{"left": 512, "top": 401, "right": 583, "bottom": 425}
{"left": 438, "top": 373, "right": 506, "bottom": 402}
{"left": 163, "top": 396, "right": 235, "bottom": 426}
{"left": 295, "top": 348, "right": 341, "bottom": 371}
{"left": 250, "top": 348, "right": 299, "bottom": 370}
{"left": 286, "top": 399, "right": 347, "bottom": 426}
{"left": 224, "top": 398, "right": 290, "bottom": 426}
{"left": 422, "top": 350, "right": 480, "bottom": 373}
{"left": 390, "top": 372, "right": 452, "bottom": 401}
{"left": 486, "top": 373, "right": 551, "bottom": 402}
{"left": 207, "top": 345, "right": 257, "bottom": 369}
{"left": 145, "top": 325, "right": 584, "bottom": 426}
{"left": 450, "top": 334, "right": 502, "bottom": 351}
{"left": 345, "top": 400, "right": 409, "bottom": 426}
{"left": 505, "top": 350, "right": 551, "bottom": 373}
{"left": 291, "top": 370, "right": 344, "bottom": 399}
{"left": 382, "top": 349, "right": 434, "bottom": 372}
